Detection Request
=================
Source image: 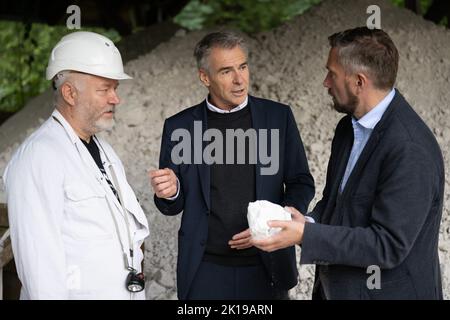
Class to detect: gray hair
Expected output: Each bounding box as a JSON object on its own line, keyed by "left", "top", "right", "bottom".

{"left": 52, "top": 71, "right": 85, "bottom": 106}
{"left": 194, "top": 31, "right": 248, "bottom": 72}
{"left": 328, "top": 27, "right": 399, "bottom": 90}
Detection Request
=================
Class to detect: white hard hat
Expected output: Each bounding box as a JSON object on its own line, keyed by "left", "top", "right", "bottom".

{"left": 46, "top": 31, "right": 131, "bottom": 80}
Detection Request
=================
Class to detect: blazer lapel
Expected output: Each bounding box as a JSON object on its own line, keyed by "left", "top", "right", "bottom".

{"left": 192, "top": 101, "right": 211, "bottom": 210}
{"left": 249, "top": 97, "right": 265, "bottom": 199}
{"left": 340, "top": 130, "right": 381, "bottom": 198}
{"left": 322, "top": 120, "right": 353, "bottom": 224}
{"left": 340, "top": 91, "right": 399, "bottom": 198}
{"left": 323, "top": 90, "right": 401, "bottom": 224}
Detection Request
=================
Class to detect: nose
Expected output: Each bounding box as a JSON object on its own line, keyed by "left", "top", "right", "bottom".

{"left": 233, "top": 70, "right": 243, "bottom": 85}
{"left": 109, "top": 90, "right": 120, "bottom": 105}
{"left": 323, "top": 74, "right": 330, "bottom": 88}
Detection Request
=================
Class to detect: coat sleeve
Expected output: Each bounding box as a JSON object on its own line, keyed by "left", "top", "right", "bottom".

{"left": 282, "top": 106, "right": 315, "bottom": 214}
{"left": 154, "top": 119, "right": 185, "bottom": 216}
{"left": 4, "top": 142, "right": 68, "bottom": 299}
{"left": 301, "top": 142, "right": 439, "bottom": 269}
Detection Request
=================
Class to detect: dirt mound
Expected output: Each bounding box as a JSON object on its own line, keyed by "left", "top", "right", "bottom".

{"left": 1, "top": 0, "right": 449, "bottom": 299}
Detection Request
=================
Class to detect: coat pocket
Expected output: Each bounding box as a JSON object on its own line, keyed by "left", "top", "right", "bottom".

{"left": 361, "top": 274, "right": 418, "bottom": 300}
{"left": 65, "top": 181, "right": 105, "bottom": 201}
{"left": 63, "top": 181, "right": 113, "bottom": 241}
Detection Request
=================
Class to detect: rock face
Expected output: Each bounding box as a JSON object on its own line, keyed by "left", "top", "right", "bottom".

{"left": 1, "top": 0, "right": 449, "bottom": 299}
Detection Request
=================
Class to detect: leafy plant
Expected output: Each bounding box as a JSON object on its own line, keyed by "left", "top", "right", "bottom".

{"left": 174, "top": 0, "right": 323, "bottom": 33}
{"left": 390, "top": 0, "right": 435, "bottom": 14}
{"left": 0, "top": 21, "right": 119, "bottom": 113}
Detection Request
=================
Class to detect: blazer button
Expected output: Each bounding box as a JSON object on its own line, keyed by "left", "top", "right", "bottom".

{"left": 206, "top": 210, "right": 210, "bottom": 216}
{"left": 200, "top": 240, "right": 206, "bottom": 246}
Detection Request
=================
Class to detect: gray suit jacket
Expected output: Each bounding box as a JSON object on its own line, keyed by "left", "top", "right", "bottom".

{"left": 301, "top": 90, "right": 444, "bottom": 299}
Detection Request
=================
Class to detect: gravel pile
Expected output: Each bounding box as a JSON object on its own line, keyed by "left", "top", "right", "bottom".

{"left": 1, "top": 0, "right": 449, "bottom": 299}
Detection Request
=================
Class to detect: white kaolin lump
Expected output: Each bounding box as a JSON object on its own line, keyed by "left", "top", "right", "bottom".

{"left": 247, "top": 200, "right": 292, "bottom": 240}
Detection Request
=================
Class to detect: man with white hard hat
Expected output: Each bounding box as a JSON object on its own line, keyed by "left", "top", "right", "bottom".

{"left": 3, "top": 31, "right": 149, "bottom": 300}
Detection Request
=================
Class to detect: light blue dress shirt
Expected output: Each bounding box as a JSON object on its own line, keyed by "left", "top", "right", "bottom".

{"left": 339, "top": 88, "right": 396, "bottom": 192}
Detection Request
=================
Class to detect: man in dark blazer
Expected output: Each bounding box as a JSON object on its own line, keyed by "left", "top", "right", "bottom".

{"left": 149, "top": 31, "right": 315, "bottom": 299}
{"left": 252, "top": 27, "right": 444, "bottom": 300}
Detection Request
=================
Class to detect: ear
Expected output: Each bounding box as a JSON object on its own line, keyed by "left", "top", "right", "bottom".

{"left": 355, "top": 73, "right": 368, "bottom": 93}
{"left": 60, "top": 82, "right": 77, "bottom": 106}
{"left": 198, "top": 69, "right": 210, "bottom": 87}
{"left": 356, "top": 73, "right": 369, "bottom": 87}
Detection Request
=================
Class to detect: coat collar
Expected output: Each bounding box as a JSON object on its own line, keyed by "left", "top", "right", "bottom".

{"left": 335, "top": 89, "right": 404, "bottom": 199}
{"left": 51, "top": 109, "right": 82, "bottom": 145}
{"left": 52, "top": 109, "right": 124, "bottom": 212}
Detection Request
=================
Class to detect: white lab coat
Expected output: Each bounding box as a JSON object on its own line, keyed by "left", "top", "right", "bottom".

{"left": 3, "top": 109, "right": 149, "bottom": 300}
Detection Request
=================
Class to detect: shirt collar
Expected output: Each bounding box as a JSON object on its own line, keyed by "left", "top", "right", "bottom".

{"left": 354, "top": 88, "right": 395, "bottom": 130}
{"left": 206, "top": 95, "right": 248, "bottom": 113}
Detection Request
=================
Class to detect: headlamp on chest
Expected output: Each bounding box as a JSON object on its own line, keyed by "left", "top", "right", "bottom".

{"left": 126, "top": 267, "right": 145, "bottom": 292}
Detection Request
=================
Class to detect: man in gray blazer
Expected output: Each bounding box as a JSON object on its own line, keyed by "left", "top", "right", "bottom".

{"left": 252, "top": 27, "right": 444, "bottom": 300}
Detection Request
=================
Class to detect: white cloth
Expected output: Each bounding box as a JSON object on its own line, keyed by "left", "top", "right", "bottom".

{"left": 3, "top": 109, "right": 149, "bottom": 300}
{"left": 247, "top": 200, "right": 291, "bottom": 240}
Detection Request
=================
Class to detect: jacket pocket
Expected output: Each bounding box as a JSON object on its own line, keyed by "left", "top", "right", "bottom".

{"left": 63, "top": 181, "right": 113, "bottom": 241}
{"left": 361, "top": 274, "right": 418, "bottom": 300}
{"left": 65, "top": 181, "right": 105, "bottom": 201}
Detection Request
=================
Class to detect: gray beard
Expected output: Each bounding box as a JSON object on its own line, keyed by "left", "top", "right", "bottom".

{"left": 94, "top": 118, "right": 115, "bottom": 132}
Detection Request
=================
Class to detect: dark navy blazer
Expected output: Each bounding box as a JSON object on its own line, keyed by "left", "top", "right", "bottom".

{"left": 302, "top": 90, "right": 444, "bottom": 299}
{"left": 154, "top": 95, "right": 315, "bottom": 299}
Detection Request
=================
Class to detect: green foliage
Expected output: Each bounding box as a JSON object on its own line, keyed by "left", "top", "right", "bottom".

{"left": 390, "top": 0, "right": 434, "bottom": 13}
{"left": 390, "top": 0, "right": 405, "bottom": 7}
{"left": 390, "top": 0, "right": 448, "bottom": 25}
{"left": 0, "top": 21, "right": 119, "bottom": 113}
{"left": 174, "top": 0, "right": 323, "bottom": 33}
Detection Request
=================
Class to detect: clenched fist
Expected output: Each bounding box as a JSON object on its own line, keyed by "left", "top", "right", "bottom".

{"left": 149, "top": 168, "right": 178, "bottom": 199}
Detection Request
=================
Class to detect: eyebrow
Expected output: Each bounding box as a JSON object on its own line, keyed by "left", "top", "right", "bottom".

{"left": 217, "top": 61, "right": 248, "bottom": 73}
{"left": 98, "top": 82, "right": 119, "bottom": 88}
{"left": 218, "top": 66, "right": 232, "bottom": 73}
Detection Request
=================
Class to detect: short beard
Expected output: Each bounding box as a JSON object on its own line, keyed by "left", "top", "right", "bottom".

{"left": 78, "top": 101, "right": 116, "bottom": 135}
{"left": 94, "top": 117, "right": 115, "bottom": 132}
{"left": 332, "top": 87, "right": 358, "bottom": 115}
